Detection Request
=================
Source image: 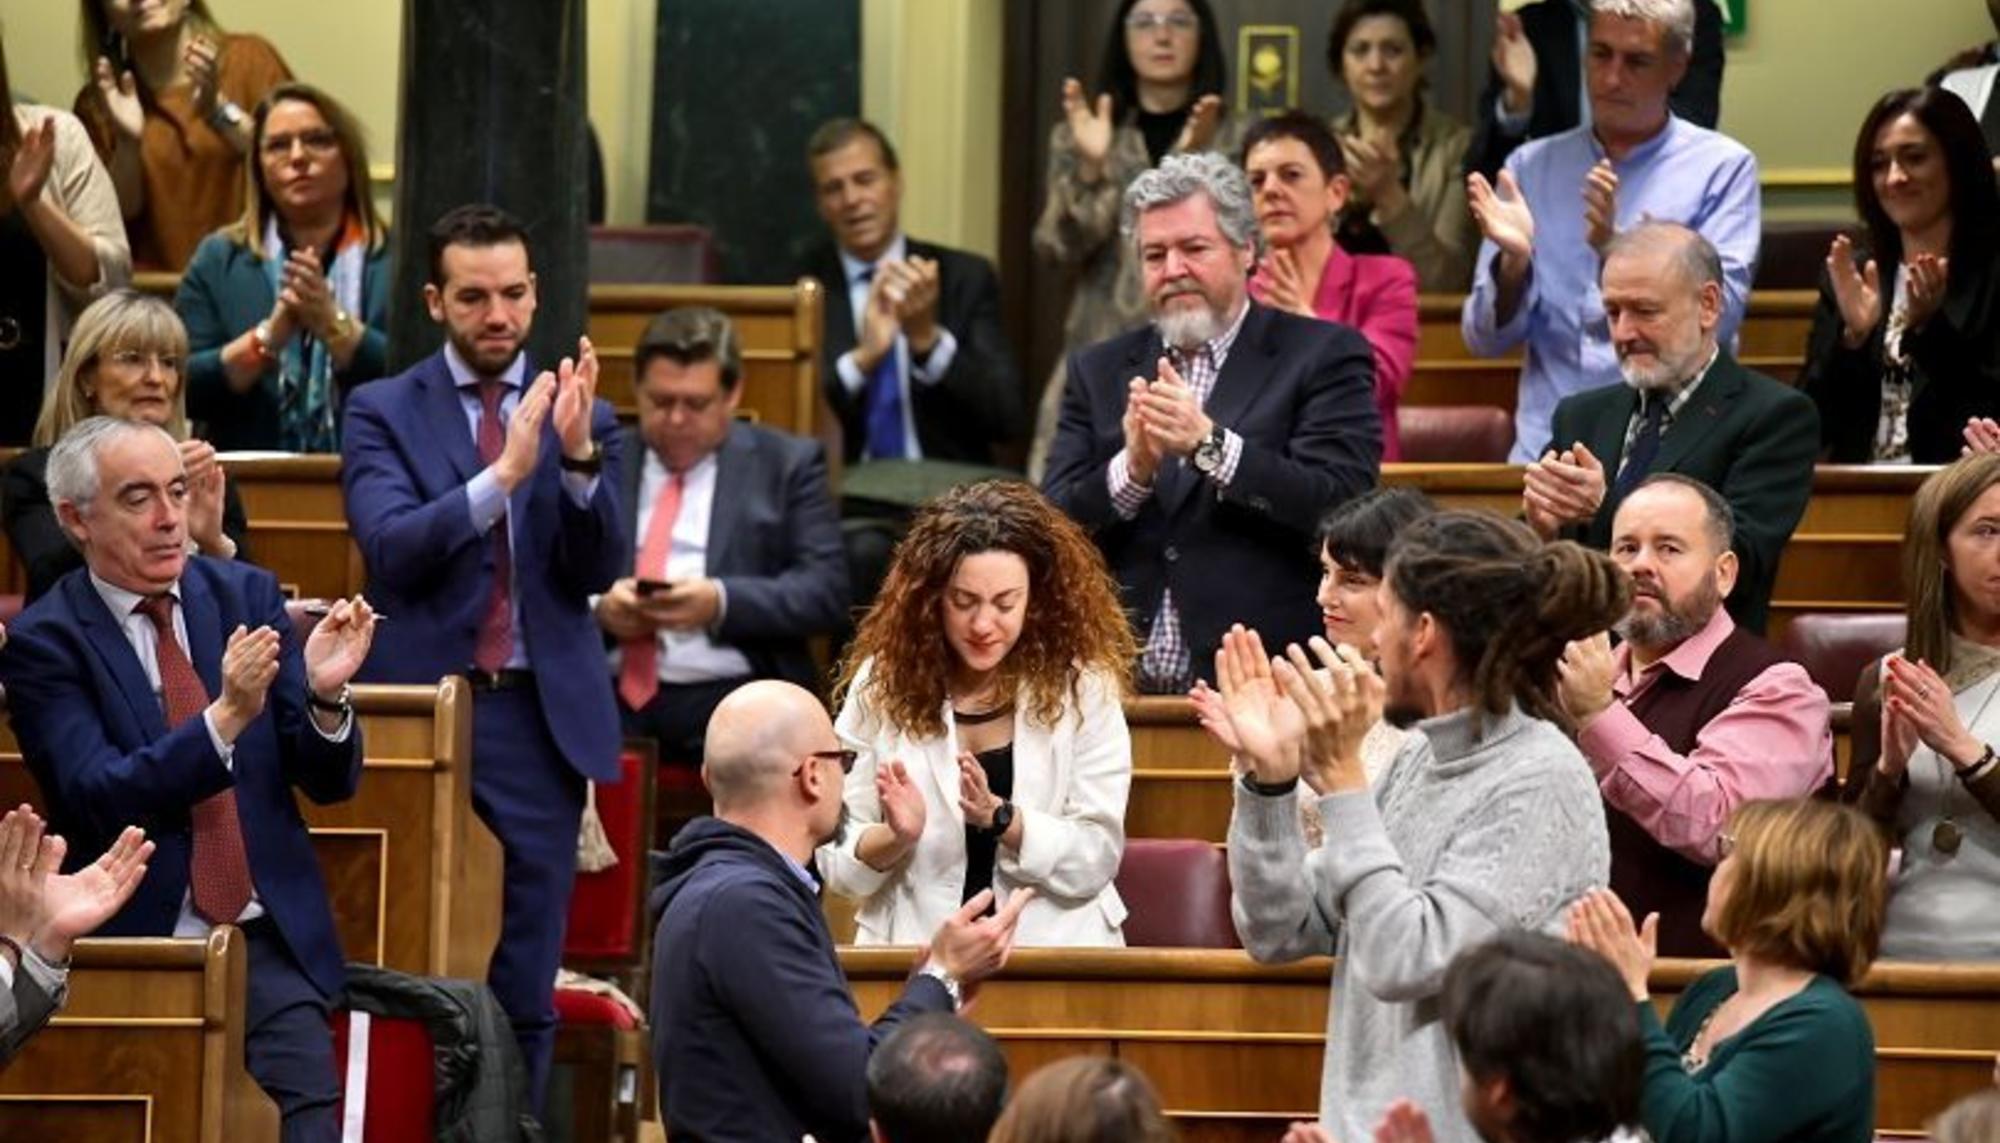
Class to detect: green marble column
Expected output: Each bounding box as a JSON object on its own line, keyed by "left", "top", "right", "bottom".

{"left": 648, "top": 0, "right": 861, "bottom": 283}
{"left": 387, "top": 0, "right": 591, "bottom": 371}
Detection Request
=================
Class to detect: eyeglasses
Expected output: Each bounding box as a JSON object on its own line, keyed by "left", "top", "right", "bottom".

{"left": 105, "top": 349, "right": 181, "bottom": 373}
{"left": 1717, "top": 831, "right": 1736, "bottom": 859}
{"left": 1126, "top": 10, "right": 1198, "bottom": 34}
{"left": 794, "top": 749, "right": 858, "bottom": 778}
{"left": 260, "top": 130, "right": 341, "bottom": 160}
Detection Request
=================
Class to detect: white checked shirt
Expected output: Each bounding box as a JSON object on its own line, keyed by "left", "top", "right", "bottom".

{"left": 1106, "top": 302, "right": 1249, "bottom": 692}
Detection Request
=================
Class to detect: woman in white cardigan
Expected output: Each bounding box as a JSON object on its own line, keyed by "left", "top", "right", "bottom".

{"left": 819, "top": 481, "right": 1138, "bottom": 947}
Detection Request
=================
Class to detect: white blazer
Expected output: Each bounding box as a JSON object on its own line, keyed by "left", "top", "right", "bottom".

{"left": 817, "top": 660, "right": 1131, "bottom": 947}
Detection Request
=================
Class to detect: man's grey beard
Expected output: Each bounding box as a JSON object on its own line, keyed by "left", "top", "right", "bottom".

{"left": 1155, "top": 299, "right": 1223, "bottom": 350}
{"left": 1618, "top": 337, "right": 1710, "bottom": 392}
{"left": 1616, "top": 572, "right": 1724, "bottom": 650}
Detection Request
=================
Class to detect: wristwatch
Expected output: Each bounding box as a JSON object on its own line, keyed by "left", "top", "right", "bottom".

{"left": 984, "top": 801, "right": 1016, "bottom": 838}
{"left": 1190, "top": 425, "right": 1228, "bottom": 478}
{"left": 208, "top": 99, "right": 248, "bottom": 133}
{"left": 918, "top": 962, "right": 964, "bottom": 1010}
{"left": 559, "top": 442, "right": 604, "bottom": 474}
{"left": 308, "top": 683, "right": 353, "bottom": 715}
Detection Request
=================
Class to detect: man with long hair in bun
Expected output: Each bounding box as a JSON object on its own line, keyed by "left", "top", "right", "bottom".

{"left": 820, "top": 480, "right": 1139, "bottom": 948}
{"left": 1212, "top": 509, "right": 1626, "bottom": 1143}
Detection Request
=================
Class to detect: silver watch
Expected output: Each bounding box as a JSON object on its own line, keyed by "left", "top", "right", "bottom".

{"left": 918, "top": 962, "right": 963, "bottom": 1010}
{"left": 1191, "top": 425, "right": 1228, "bottom": 478}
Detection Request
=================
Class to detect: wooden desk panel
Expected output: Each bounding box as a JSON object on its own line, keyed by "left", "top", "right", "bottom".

{"left": 0, "top": 931, "right": 280, "bottom": 1143}
{"left": 0, "top": 682, "right": 500, "bottom": 979}
{"left": 845, "top": 949, "right": 2000, "bottom": 1141}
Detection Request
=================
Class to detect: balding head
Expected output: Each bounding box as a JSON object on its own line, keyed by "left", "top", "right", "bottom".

{"left": 703, "top": 681, "right": 837, "bottom": 813}
{"left": 1600, "top": 222, "right": 1723, "bottom": 393}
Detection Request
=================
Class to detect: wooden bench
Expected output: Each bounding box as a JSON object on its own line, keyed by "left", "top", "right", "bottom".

{"left": 843, "top": 948, "right": 2000, "bottom": 1142}
{"left": 0, "top": 930, "right": 280, "bottom": 1143}
{"left": 0, "top": 681, "right": 501, "bottom": 979}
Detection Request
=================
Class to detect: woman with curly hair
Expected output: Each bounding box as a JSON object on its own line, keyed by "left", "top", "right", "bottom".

{"left": 818, "top": 479, "right": 1138, "bottom": 947}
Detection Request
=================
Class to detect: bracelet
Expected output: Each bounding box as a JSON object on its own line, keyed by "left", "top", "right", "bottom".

{"left": 1958, "top": 744, "right": 2000, "bottom": 784}
{"left": 0, "top": 934, "right": 22, "bottom": 965}
{"left": 248, "top": 321, "right": 275, "bottom": 363}
{"left": 1239, "top": 772, "right": 1299, "bottom": 797}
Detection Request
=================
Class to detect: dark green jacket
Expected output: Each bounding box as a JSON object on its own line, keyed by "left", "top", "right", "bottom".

{"left": 1542, "top": 351, "right": 1819, "bottom": 633}
{"left": 1642, "top": 967, "right": 1874, "bottom": 1143}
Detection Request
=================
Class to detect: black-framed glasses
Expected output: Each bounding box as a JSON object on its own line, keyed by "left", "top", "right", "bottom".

{"left": 796, "top": 749, "right": 858, "bottom": 777}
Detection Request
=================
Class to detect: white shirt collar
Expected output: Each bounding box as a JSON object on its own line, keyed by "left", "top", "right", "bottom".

{"left": 837, "top": 233, "right": 909, "bottom": 284}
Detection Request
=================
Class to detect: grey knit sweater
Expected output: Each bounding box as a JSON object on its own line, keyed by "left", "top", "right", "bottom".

{"left": 1229, "top": 702, "right": 1611, "bottom": 1143}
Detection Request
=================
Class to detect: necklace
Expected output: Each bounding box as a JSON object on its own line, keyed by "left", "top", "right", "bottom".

{"left": 1929, "top": 674, "right": 2000, "bottom": 858}
{"left": 953, "top": 702, "right": 1015, "bottom": 726}
{"left": 1681, "top": 1004, "right": 1720, "bottom": 1074}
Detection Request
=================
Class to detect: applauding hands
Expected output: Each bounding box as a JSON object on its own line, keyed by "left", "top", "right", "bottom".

{"left": 1204, "top": 624, "right": 1383, "bottom": 796}
{"left": 0, "top": 806, "right": 153, "bottom": 965}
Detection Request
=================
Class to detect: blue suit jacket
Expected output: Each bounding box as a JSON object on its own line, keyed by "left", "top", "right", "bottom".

{"left": 0, "top": 558, "right": 362, "bottom": 997}
{"left": 614, "top": 421, "right": 848, "bottom": 691}
{"left": 340, "top": 350, "right": 626, "bottom": 782}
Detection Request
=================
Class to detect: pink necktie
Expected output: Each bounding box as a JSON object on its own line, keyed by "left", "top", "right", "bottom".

{"left": 617, "top": 472, "right": 684, "bottom": 709}
{"left": 135, "top": 595, "right": 254, "bottom": 924}
{"left": 473, "top": 380, "right": 514, "bottom": 673}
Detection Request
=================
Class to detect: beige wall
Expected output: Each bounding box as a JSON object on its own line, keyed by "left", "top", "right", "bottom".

{"left": 2, "top": 1, "right": 1990, "bottom": 250}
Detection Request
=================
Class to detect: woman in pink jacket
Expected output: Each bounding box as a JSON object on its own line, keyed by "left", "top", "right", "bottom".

{"left": 1243, "top": 110, "right": 1418, "bottom": 460}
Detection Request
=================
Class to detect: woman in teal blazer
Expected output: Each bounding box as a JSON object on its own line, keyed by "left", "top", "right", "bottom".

{"left": 175, "top": 82, "right": 389, "bottom": 452}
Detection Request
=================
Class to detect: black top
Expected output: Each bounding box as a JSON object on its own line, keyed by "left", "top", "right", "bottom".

{"left": 0, "top": 209, "right": 49, "bottom": 447}
{"left": 1135, "top": 107, "right": 1190, "bottom": 168}
{"left": 961, "top": 742, "right": 1016, "bottom": 908}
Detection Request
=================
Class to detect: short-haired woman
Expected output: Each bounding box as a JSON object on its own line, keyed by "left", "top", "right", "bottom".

{"left": 1845, "top": 454, "right": 2000, "bottom": 959}
{"left": 1570, "top": 798, "right": 1883, "bottom": 1143}
{"left": 987, "top": 1057, "right": 1173, "bottom": 1143}
{"left": 818, "top": 480, "right": 1138, "bottom": 946}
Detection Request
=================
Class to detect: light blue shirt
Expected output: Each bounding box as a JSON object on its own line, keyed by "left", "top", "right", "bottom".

{"left": 834, "top": 234, "right": 960, "bottom": 460}
{"left": 1461, "top": 115, "right": 1760, "bottom": 461}
{"left": 445, "top": 343, "right": 600, "bottom": 669}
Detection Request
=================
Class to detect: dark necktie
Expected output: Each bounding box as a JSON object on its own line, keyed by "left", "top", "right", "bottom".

{"left": 856, "top": 267, "right": 908, "bottom": 461}
{"left": 1614, "top": 395, "right": 1668, "bottom": 500}
{"left": 474, "top": 379, "right": 514, "bottom": 672}
{"left": 134, "top": 594, "right": 254, "bottom": 924}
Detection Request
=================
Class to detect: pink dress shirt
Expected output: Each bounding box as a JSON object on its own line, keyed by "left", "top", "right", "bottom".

{"left": 1249, "top": 242, "right": 1418, "bottom": 460}
{"left": 1577, "top": 608, "right": 1834, "bottom": 864}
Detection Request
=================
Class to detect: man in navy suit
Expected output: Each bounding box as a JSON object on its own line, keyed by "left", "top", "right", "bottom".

{"left": 1042, "top": 152, "right": 1382, "bottom": 694}
{"left": 595, "top": 306, "right": 847, "bottom": 840}
{"left": 802, "top": 118, "right": 1024, "bottom": 466}
{"left": 339, "top": 204, "right": 625, "bottom": 1106}
{"left": 0, "top": 416, "right": 377, "bottom": 1142}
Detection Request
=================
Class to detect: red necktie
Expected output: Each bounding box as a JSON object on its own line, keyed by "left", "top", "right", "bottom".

{"left": 134, "top": 595, "right": 254, "bottom": 925}
{"left": 617, "top": 472, "right": 684, "bottom": 710}
{"left": 474, "top": 379, "right": 514, "bottom": 673}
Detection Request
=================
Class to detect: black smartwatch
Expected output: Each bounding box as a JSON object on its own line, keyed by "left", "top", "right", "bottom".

{"left": 559, "top": 443, "right": 604, "bottom": 475}
{"left": 985, "top": 801, "right": 1016, "bottom": 837}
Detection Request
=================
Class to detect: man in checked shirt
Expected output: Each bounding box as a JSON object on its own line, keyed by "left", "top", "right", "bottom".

{"left": 1042, "top": 151, "right": 1382, "bottom": 694}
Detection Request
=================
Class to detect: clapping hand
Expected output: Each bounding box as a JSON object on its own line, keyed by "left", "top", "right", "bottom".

{"left": 1827, "top": 235, "right": 1882, "bottom": 348}
{"left": 1280, "top": 1121, "right": 1336, "bottom": 1143}
{"left": 1372, "top": 1100, "right": 1437, "bottom": 1143}
{"left": 212, "top": 624, "right": 283, "bottom": 740}
{"left": 281, "top": 249, "right": 339, "bottom": 339}
{"left": 884, "top": 257, "right": 942, "bottom": 353}
{"left": 1583, "top": 159, "right": 1619, "bottom": 254}
{"left": 929, "top": 887, "right": 1036, "bottom": 989}
{"left": 184, "top": 36, "right": 222, "bottom": 119}
{"left": 1060, "top": 77, "right": 1115, "bottom": 173}
{"left": 1492, "top": 10, "right": 1538, "bottom": 116}
{"left": 1883, "top": 654, "right": 1982, "bottom": 769}
{"left": 1134, "top": 357, "right": 1214, "bottom": 457}
{"left": 4, "top": 118, "right": 57, "bottom": 212}
{"left": 1521, "top": 443, "right": 1606, "bottom": 539}
{"left": 1340, "top": 132, "right": 1402, "bottom": 207}
{"left": 0, "top": 807, "right": 55, "bottom": 949}
{"left": 551, "top": 337, "right": 601, "bottom": 462}
{"left": 91, "top": 57, "right": 144, "bottom": 142}
{"left": 37, "top": 825, "right": 151, "bottom": 962}
{"left": 1274, "top": 638, "right": 1380, "bottom": 795}
{"left": 1174, "top": 94, "right": 1224, "bottom": 154}
{"left": 304, "top": 595, "right": 377, "bottom": 701}
{"left": 1566, "top": 887, "right": 1657, "bottom": 1002}
{"left": 1557, "top": 632, "right": 1618, "bottom": 724}
{"left": 1467, "top": 169, "right": 1536, "bottom": 264}
{"left": 1904, "top": 252, "right": 1950, "bottom": 331}
{"left": 1260, "top": 247, "right": 1316, "bottom": 318}
{"left": 1122, "top": 378, "right": 1164, "bottom": 485}
{"left": 957, "top": 752, "right": 1003, "bottom": 831}
{"left": 876, "top": 760, "right": 927, "bottom": 848}
{"left": 1963, "top": 417, "right": 2000, "bottom": 456}
{"left": 1211, "top": 625, "right": 1305, "bottom": 786}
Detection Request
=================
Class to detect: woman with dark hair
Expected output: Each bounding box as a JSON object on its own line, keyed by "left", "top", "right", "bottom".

{"left": 1570, "top": 797, "right": 1883, "bottom": 1143}
{"left": 1799, "top": 87, "right": 2000, "bottom": 463}
{"left": 1192, "top": 486, "right": 1435, "bottom": 786}
{"left": 1242, "top": 111, "right": 1418, "bottom": 459}
{"left": 1027, "top": 0, "right": 1240, "bottom": 475}
{"left": 174, "top": 83, "right": 391, "bottom": 452}
{"left": 988, "top": 1057, "right": 1172, "bottom": 1143}
{"left": 0, "top": 27, "right": 131, "bottom": 446}
{"left": 1218, "top": 509, "right": 1625, "bottom": 1143}
{"left": 1326, "top": 0, "right": 1476, "bottom": 292}
{"left": 819, "top": 480, "right": 1138, "bottom": 947}
{"left": 1845, "top": 454, "right": 2000, "bottom": 960}
{"left": 74, "top": 0, "right": 291, "bottom": 270}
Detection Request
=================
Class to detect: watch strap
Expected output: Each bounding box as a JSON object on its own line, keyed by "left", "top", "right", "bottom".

{"left": 918, "top": 962, "right": 963, "bottom": 1010}
{"left": 308, "top": 684, "right": 352, "bottom": 714}
{"left": 559, "top": 443, "right": 604, "bottom": 474}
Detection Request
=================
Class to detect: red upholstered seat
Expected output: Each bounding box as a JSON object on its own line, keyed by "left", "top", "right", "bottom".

{"left": 1114, "top": 838, "right": 1238, "bottom": 949}
{"left": 331, "top": 1008, "right": 437, "bottom": 1139}
{"left": 1396, "top": 406, "right": 1515, "bottom": 463}
{"left": 1775, "top": 612, "right": 1907, "bottom": 705}
{"left": 564, "top": 745, "right": 651, "bottom": 961}
{"left": 554, "top": 988, "right": 640, "bottom": 1031}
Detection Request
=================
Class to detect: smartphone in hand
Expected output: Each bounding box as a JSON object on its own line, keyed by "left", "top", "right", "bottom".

{"left": 635, "top": 579, "right": 675, "bottom": 597}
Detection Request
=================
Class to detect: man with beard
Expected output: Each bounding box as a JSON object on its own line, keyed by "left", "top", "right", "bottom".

{"left": 1555, "top": 475, "right": 1832, "bottom": 955}
{"left": 1043, "top": 151, "right": 1381, "bottom": 694}
{"left": 1519, "top": 221, "right": 1817, "bottom": 633}
{"left": 649, "top": 680, "right": 1030, "bottom": 1143}
{"left": 340, "top": 204, "right": 626, "bottom": 1108}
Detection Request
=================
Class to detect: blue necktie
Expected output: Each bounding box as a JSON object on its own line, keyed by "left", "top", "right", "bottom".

{"left": 858, "top": 267, "right": 908, "bottom": 460}
{"left": 1613, "top": 394, "right": 1667, "bottom": 500}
